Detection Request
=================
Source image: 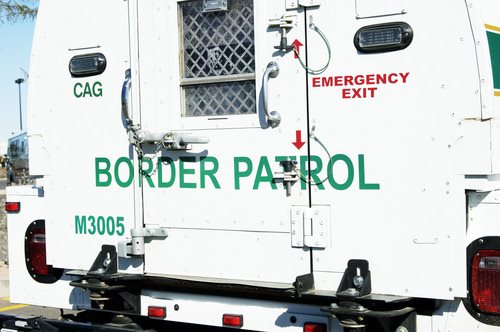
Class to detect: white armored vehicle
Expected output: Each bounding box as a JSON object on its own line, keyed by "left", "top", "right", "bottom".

{"left": 4, "top": 0, "right": 500, "bottom": 331}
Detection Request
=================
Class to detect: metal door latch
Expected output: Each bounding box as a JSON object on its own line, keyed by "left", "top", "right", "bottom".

{"left": 118, "top": 227, "right": 168, "bottom": 257}
{"left": 274, "top": 159, "right": 299, "bottom": 196}
{"left": 133, "top": 130, "right": 209, "bottom": 150}
{"left": 268, "top": 14, "right": 297, "bottom": 52}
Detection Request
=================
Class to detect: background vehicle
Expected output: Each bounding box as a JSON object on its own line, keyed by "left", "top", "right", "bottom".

{"left": 0, "top": 142, "right": 6, "bottom": 168}
{"left": 3, "top": 0, "right": 500, "bottom": 331}
{"left": 6, "top": 131, "right": 28, "bottom": 185}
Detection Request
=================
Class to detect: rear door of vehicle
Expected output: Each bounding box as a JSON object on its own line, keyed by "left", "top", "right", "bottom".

{"left": 133, "top": 0, "right": 311, "bottom": 283}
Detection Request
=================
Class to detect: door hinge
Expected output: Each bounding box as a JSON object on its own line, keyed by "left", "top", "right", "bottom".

{"left": 118, "top": 227, "right": 168, "bottom": 258}
{"left": 286, "top": 0, "right": 321, "bottom": 9}
{"left": 291, "top": 206, "right": 329, "bottom": 248}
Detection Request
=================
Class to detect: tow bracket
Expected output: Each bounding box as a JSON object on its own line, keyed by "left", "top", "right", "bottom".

{"left": 321, "top": 260, "right": 416, "bottom": 332}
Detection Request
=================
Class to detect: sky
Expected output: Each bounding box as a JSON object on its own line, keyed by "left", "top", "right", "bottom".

{"left": 0, "top": 17, "right": 36, "bottom": 154}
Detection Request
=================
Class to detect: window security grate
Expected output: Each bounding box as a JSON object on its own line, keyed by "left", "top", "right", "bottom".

{"left": 179, "top": 0, "right": 256, "bottom": 117}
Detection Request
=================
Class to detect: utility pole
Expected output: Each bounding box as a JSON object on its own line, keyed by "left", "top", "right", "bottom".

{"left": 15, "top": 78, "right": 25, "bottom": 131}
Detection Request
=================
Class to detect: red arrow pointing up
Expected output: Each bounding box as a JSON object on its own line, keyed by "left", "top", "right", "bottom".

{"left": 292, "top": 130, "right": 306, "bottom": 150}
{"left": 291, "top": 39, "right": 303, "bottom": 59}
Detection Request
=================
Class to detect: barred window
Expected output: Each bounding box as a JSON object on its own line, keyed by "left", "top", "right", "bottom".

{"left": 179, "top": 0, "right": 256, "bottom": 117}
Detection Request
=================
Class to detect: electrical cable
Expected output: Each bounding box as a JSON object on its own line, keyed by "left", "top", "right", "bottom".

{"left": 293, "top": 19, "right": 331, "bottom": 75}
{"left": 294, "top": 126, "right": 333, "bottom": 186}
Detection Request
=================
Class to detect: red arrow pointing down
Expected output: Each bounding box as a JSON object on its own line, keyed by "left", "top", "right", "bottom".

{"left": 292, "top": 130, "right": 306, "bottom": 150}
{"left": 291, "top": 39, "right": 303, "bottom": 59}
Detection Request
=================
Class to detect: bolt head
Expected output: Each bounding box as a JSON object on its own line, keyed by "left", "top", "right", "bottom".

{"left": 353, "top": 275, "right": 364, "bottom": 289}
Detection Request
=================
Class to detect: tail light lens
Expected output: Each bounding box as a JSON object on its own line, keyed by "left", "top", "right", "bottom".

{"left": 25, "top": 220, "right": 63, "bottom": 284}
{"left": 304, "top": 323, "right": 327, "bottom": 332}
{"left": 222, "top": 314, "right": 243, "bottom": 327}
{"left": 148, "top": 306, "right": 166, "bottom": 319}
{"left": 5, "top": 201, "right": 20, "bottom": 213}
{"left": 28, "top": 228, "right": 49, "bottom": 275}
{"left": 471, "top": 249, "right": 500, "bottom": 314}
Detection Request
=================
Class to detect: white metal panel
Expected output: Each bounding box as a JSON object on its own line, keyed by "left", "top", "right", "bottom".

{"left": 491, "top": 119, "right": 500, "bottom": 174}
{"left": 141, "top": 291, "right": 336, "bottom": 332}
{"left": 355, "top": 0, "right": 409, "bottom": 18}
{"left": 465, "top": 0, "right": 497, "bottom": 120}
{"left": 467, "top": 191, "right": 500, "bottom": 243}
{"left": 27, "top": 0, "right": 137, "bottom": 270}
{"left": 305, "top": 1, "right": 475, "bottom": 299}
{"left": 476, "top": 0, "right": 500, "bottom": 172}
{"left": 145, "top": 229, "right": 309, "bottom": 282}
{"left": 137, "top": 1, "right": 311, "bottom": 282}
{"left": 432, "top": 300, "right": 500, "bottom": 332}
{"left": 453, "top": 119, "right": 492, "bottom": 175}
{"left": 6, "top": 186, "right": 90, "bottom": 309}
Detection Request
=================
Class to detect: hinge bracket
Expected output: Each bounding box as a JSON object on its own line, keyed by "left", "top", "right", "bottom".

{"left": 293, "top": 273, "right": 315, "bottom": 297}
{"left": 291, "top": 206, "right": 329, "bottom": 248}
{"left": 118, "top": 227, "right": 168, "bottom": 258}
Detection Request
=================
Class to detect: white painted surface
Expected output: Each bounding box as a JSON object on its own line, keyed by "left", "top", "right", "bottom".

{"left": 6, "top": 0, "right": 500, "bottom": 330}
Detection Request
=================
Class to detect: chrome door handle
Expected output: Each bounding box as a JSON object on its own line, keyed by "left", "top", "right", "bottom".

{"left": 121, "top": 69, "right": 132, "bottom": 126}
{"left": 263, "top": 62, "right": 281, "bottom": 128}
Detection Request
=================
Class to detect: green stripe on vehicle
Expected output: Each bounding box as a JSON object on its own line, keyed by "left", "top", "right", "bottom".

{"left": 486, "top": 27, "right": 500, "bottom": 91}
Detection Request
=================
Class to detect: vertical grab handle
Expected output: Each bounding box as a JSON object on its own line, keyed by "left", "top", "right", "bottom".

{"left": 263, "top": 62, "right": 281, "bottom": 128}
{"left": 121, "top": 69, "right": 132, "bottom": 126}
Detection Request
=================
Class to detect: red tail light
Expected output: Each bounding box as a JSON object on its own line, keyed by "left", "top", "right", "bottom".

{"left": 471, "top": 249, "right": 500, "bottom": 314}
{"left": 24, "top": 220, "right": 63, "bottom": 284}
{"left": 27, "top": 228, "right": 50, "bottom": 275}
{"left": 222, "top": 314, "right": 243, "bottom": 327}
{"left": 148, "top": 306, "right": 166, "bottom": 319}
{"left": 304, "top": 323, "right": 327, "bottom": 332}
{"left": 5, "top": 201, "right": 20, "bottom": 213}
